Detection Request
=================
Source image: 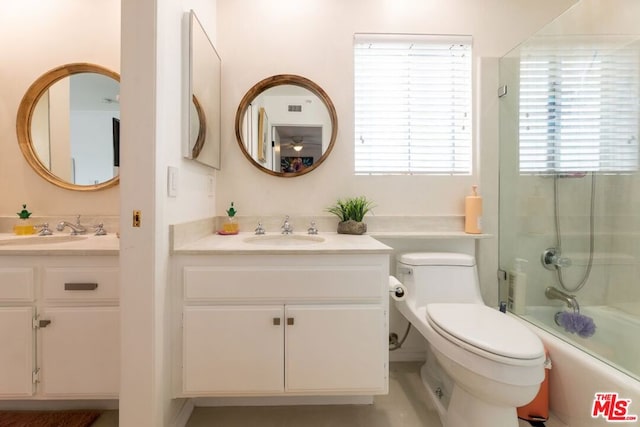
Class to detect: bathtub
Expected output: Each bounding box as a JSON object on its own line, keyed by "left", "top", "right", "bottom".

{"left": 518, "top": 306, "right": 640, "bottom": 426}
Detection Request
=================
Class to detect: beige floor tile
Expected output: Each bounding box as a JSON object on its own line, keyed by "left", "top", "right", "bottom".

{"left": 86, "top": 362, "right": 442, "bottom": 427}
{"left": 186, "top": 362, "right": 442, "bottom": 427}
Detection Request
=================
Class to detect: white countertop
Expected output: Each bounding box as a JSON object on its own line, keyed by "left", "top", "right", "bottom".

{"left": 172, "top": 232, "right": 393, "bottom": 255}
{"left": 0, "top": 233, "right": 120, "bottom": 256}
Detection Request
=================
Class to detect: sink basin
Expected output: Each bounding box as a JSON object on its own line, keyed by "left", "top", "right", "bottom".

{"left": 0, "top": 235, "right": 89, "bottom": 246}
{"left": 243, "top": 234, "right": 325, "bottom": 246}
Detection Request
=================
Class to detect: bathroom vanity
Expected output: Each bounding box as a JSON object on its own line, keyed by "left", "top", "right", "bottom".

{"left": 171, "top": 232, "right": 392, "bottom": 398}
{"left": 0, "top": 235, "right": 120, "bottom": 399}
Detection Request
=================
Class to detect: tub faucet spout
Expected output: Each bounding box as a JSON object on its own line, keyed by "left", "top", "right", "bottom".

{"left": 545, "top": 286, "right": 580, "bottom": 312}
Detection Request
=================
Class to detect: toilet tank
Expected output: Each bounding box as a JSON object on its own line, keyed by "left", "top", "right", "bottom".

{"left": 396, "top": 252, "right": 483, "bottom": 306}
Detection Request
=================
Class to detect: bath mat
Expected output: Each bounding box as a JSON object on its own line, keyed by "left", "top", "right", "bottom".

{"left": 0, "top": 410, "right": 101, "bottom": 427}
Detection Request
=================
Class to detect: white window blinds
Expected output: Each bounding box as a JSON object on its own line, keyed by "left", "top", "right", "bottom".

{"left": 519, "top": 39, "right": 640, "bottom": 174}
{"left": 354, "top": 34, "right": 472, "bottom": 175}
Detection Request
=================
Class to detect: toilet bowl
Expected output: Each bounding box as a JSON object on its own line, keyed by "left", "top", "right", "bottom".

{"left": 393, "top": 252, "right": 545, "bottom": 427}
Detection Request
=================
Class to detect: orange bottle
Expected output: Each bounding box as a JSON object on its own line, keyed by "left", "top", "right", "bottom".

{"left": 464, "top": 185, "right": 483, "bottom": 234}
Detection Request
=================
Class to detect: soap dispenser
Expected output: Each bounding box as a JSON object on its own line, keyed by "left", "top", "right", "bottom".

{"left": 222, "top": 202, "right": 239, "bottom": 234}
{"left": 507, "top": 258, "right": 528, "bottom": 315}
{"left": 14, "top": 204, "right": 36, "bottom": 235}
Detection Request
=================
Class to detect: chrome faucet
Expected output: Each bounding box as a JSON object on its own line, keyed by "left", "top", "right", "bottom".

{"left": 545, "top": 286, "right": 580, "bottom": 312}
{"left": 281, "top": 215, "right": 293, "bottom": 234}
{"left": 307, "top": 220, "right": 318, "bottom": 235}
{"left": 35, "top": 223, "right": 53, "bottom": 236}
{"left": 56, "top": 215, "right": 87, "bottom": 235}
{"left": 92, "top": 223, "right": 107, "bottom": 236}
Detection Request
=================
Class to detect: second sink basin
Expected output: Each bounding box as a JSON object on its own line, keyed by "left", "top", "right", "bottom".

{"left": 0, "top": 235, "right": 89, "bottom": 246}
{"left": 243, "top": 234, "right": 325, "bottom": 246}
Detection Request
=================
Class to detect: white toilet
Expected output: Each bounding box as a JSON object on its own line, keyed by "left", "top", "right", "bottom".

{"left": 393, "top": 252, "right": 545, "bottom": 427}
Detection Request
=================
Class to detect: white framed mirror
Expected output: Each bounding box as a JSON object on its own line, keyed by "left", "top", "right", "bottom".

{"left": 185, "top": 10, "right": 221, "bottom": 170}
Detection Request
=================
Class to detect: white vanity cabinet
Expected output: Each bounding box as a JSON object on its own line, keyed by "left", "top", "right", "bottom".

{"left": 175, "top": 253, "right": 390, "bottom": 397}
{"left": 0, "top": 268, "right": 35, "bottom": 396}
{"left": 184, "top": 305, "right": 284, "bottom": 394}
{"left": 0, "top": 256, "right": 119, "bottom": 399}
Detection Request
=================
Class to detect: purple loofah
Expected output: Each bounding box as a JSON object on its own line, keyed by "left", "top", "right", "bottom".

{"left": 556, "top": 311, "right": 596, "bottom": 338}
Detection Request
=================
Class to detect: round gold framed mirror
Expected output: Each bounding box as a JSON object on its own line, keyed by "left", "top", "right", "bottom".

{"left": 16, "top": 63, "right": 120, "bottom": 191}
{"left": 234, "top": 74, "right": 338, "bottom": 177}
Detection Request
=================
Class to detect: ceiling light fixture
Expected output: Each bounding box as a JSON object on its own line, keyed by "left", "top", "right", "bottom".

{"left": 292, "top": 136, "right": 303, "bottom": 152}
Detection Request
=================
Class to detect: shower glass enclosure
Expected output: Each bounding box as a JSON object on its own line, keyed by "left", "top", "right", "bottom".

{"left": 498, "top": 0, "right": 640, "bottom": 380}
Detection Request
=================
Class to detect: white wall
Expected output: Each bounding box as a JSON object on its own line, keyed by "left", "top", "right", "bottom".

{"left": 2, "top": 3, "right": 218, "bottom": 425}
{"left": 216, "top": 0, "right": 575, "bottom": 307}
{"left": 119, "top": 0, "right": 218, "bottom": 426}
{"left": 163, "top": 3, "right": 219, "bottom": 226}
{"left": 1, "top": 0, "right": 582, "bottom": 423}
{"left": 0, "top": 0, "right": 120, "bottom": 216}
{"left": 216, "top": 0, "right": 576, "bottom": 218}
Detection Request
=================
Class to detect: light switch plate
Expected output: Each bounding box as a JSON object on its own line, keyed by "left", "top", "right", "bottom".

{"left": 167, "top": 166, "right": 178, "bottom": 197}
{"left": 207, "top": 175, "right": 214, "bottom": 197}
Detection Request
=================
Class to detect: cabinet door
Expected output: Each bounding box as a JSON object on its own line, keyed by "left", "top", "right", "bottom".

{"left": 285, "top": 305, "right": 386, "bottom": 393}
{"left": 40, "top": 307, "right": 120, "bottom": 397}
{"left": 183, "top": 306, "right": 284, "bottom": 394}
{"left": 0, "top": 307, "right": 34, "bottom": 396}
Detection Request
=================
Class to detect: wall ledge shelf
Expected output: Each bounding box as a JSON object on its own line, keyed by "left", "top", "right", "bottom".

{"left": 171, "top": 216, "right": 493, "bottom": 249}
{"left": 369, "top": 231, "right": 492, "bottom": 239}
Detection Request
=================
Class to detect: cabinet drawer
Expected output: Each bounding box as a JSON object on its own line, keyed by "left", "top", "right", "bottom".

{"left": 43, "top": 267, "right": 119, "bottom": 302}
{"left": 184, "top": 266, "right": 383, "bottom": 302}
{"left": 0, "top": 268, "right": 35, "bottom": 302}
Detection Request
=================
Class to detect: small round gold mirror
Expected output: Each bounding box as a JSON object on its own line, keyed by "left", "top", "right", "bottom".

{"left": 234, "top": 74, "right": 338, "bottom": 177}
{"left": 16, "top": 63, "right": 120, "bottom": 191}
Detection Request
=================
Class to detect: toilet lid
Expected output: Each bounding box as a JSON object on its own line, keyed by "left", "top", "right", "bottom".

{"left": 398, "top": 252, "right": 475, "bottom": 267}
{"left": 426, "top": 303, "right": 544, "bottom": 360}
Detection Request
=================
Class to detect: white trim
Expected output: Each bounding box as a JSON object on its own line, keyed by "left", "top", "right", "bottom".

{"left": 354, "top": 33, "right": 472, "bottom": 45}
{"left": 192, "top": 395, "right": 374, "bottom": 407}
{"left": 170, "top": 399, "right": 194, "bottom": 427}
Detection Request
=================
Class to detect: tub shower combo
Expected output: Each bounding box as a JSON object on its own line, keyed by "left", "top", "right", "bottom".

{"left": 499, "top": 0, "right": 640, "bottom": 424}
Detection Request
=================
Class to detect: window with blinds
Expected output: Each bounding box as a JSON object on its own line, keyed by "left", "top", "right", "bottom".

{"left": 354, "top": 34, "right": 472, "bottom": 175}
{"left": 519, "top": 39, "right": 640, "bottom": 174}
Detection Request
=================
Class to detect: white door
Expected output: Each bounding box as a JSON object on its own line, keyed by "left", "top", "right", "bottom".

{"left": 183, "top": 305, "right": 284, "bottom": 394}
{"left": 40, "top": 306, "right": 120, "bottom": 396}
{"left": 285, "top": 305, "right": 386, "bottom": 393}
{"left": 0, "top": 307, "right": 34, "bottom": 396}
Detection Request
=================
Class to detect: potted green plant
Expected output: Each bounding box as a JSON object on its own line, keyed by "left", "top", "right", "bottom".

{"left": 326, "top": 196, "right": 374, "bottom": 235}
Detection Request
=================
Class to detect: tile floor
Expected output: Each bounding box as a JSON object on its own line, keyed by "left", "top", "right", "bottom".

{"left": 185, "top": 362, "right": 441, "bottom": 427}
{"left": 90, "top": 362, "right": 441, "bottom": 427}
{"left": 91, "top": 362, "right": 560, "bottom": 427}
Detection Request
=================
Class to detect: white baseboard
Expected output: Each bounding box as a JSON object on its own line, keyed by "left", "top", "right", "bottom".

{"left": 171, "top": 399, "right": 194, "bottom": 427}
{"left": 389, "top": 349, "right": 426, "bottom": 362}
{"left": 0, "top": 399, "right": 118, "bottom": 411}
{"left": 193, "top": 395, "right": 374, "bottom": 407}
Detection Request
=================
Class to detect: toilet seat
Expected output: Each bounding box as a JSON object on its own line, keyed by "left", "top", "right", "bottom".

{"left": 426, "top": 303, "right": 544, "bottom": 365}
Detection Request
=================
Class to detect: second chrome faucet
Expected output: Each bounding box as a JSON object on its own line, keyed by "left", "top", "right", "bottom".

{"left": 56, "top": 215, "right": 108, "bottom": 236}
{"left": 281, "top": 215, "right": 293, "bottom": 234}
{"left": 253, "top": 217, "right": 319, "bottom": 235}
{"left": 57, "top": 215, "right": 87, "bottom": 235}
